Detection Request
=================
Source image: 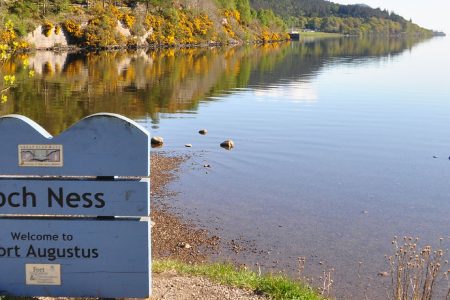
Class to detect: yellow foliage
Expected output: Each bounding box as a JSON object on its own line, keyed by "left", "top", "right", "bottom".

{"left": 222, "top": 9, "right": 240, "bottom": 22}
{"left": 0, "top": 20, "right": 17, "bottom": 45}
{"left": 1, "top": 21, "right": 31, "bottom": 105}
{"left": 222, "top": 23, "right": 235, "bottom": 38}
{"left": 3, "top": 75, "right": 16, "bottom": 85}
{"left": 122, "top": 14, "right": 135, "bottom": 29}
{"left": 42, "top": 20, "right": 54, "bottom": 37}
{"left": 54, "top": 25, "right": 61, "bottom": 35}
{"left": 233, "top": 10, "right": 241, "bottom": 23}
{"left": 260, "top": 30, "right": 271, "bottom": 43}
{"left": 63, "top": 20, "right": 83, "bottom": 39}
{"left": 110, "top": 5, "right": 123, "bottom": 20}
{"left": 145, "top": 14, "right": 164, "bottom": 32}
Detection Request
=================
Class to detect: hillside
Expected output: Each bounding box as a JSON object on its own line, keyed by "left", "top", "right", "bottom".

{"left": 0, "top": 0, "right": 289, "bottom": 49}
{"left": 250, "top": 0, "right": 433, "bottom": 36}
{"left": 0, "top": 0, "right": 435, "bottom": 51}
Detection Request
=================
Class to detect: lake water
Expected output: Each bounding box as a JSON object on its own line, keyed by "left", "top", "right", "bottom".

{"left": 2, "top": 36, "right": 450, "bottom": 299}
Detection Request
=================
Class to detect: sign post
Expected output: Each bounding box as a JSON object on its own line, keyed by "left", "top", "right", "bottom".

{"left": 0, "top": 113, "right": 151, "bottom": 298}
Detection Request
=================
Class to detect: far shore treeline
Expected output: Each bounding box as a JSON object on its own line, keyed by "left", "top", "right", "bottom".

{"left": 250, "top": 0, "right": 438, "bottom": 36}
{"left": 0, "top": 0, "right": 438, "bottom": 51}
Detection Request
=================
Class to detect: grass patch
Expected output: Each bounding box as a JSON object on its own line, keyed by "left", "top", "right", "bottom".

{"left": 299, "top": 31, "right": 342, "bottom": 39}
{"left": 153, "top": 259, "right": 323, "bottom": 300}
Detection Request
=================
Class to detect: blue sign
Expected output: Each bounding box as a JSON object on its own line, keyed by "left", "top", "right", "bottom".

{"left": 0, "top": 114, "right": 151, "bottom": 298}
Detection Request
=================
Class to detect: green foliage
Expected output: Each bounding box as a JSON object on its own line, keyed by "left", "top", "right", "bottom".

{"left": 293, "top": 15, "right": 432, "bottom": 36}
{"left": 215, "top": 0, "right": 235, "bottom": 9}
{"left": 7, "top": 0, "right": 71, "bottom": 17}
{"left": 7, "top": 1, "right": 40, "bottom": 19}
{"left": 4, "top": 14, "right": 36, "bottom": 37}
{"left": 235, "top": 0, "right": 252, "bottom": 24}
{"left": 162, "top": 7, "right": 180, "bottom": 23}
{"left": 257, "top": 9, "right": 286, "bottom": 30}
{"left": 50, "top": 0, "right": 71, "bottom": 14}
{"left": 153, "top": 260, "right": 323, "bottom": 300}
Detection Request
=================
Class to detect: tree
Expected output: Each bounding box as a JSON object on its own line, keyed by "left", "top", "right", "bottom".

{"left": 235, "top": 0, "right": 252, "bottom": 24}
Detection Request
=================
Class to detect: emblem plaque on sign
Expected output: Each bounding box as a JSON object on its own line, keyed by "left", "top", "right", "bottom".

{"left": 18, "top": 145, "right": 63, "bottom": 167}
{"left": 26, "top": 264, "right": 61, "bottom": 285}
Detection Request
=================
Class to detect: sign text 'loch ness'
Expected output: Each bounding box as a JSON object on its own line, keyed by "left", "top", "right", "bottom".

{"left": 0, "top": 186, "right": 106, "bottom": 209}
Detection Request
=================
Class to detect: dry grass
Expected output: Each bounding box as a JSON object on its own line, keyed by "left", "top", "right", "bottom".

{"left": 386, "top": 236, "right": 450, "bottom": 300}
{"left": 297, "top": 256, "right": 334, "bottom": 298}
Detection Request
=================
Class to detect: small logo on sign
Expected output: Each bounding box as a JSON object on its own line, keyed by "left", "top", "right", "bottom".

{"left": 26, "top": 264, "right": 61, "bottom": 285}
{"left": 18, "top": 144, "right": 63, "bottom": 167}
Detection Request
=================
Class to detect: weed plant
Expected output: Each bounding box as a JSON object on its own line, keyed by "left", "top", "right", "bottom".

{"left": 386, "top": 236, "right": 450, "bottom": 300}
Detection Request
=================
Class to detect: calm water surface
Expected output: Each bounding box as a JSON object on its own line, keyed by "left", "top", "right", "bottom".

{"left": 2, "top": 36, "right": 450, "bottom": 299}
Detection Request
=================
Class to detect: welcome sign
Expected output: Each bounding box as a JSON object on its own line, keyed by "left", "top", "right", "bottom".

{"left": 0, "top": 113, "right": 151, "bottom": 298}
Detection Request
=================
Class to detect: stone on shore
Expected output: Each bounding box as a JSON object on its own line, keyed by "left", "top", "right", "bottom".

{"left": 178, "top": 242, "right": 192, "bottom": 249}
{"left": 151, "top": 136, "right": 164, "bottom": 146}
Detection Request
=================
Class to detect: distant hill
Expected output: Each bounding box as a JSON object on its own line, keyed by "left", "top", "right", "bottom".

{"left": 250, "top": 0, "right": 404, "bottom": 22}
{"left": 249, "top": 0, "right": 432, "bottom": 36}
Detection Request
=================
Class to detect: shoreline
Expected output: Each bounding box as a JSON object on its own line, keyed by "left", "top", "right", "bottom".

{"left": 149, "top": 152, "right": 322, "bottom": 299}
{"left": 150, "top": 152, "right": 220, "bottom": 264}
{"left": 150, "top": 152, "right": 267, "bottom": 267}
{"left": 20, "top": 38, "right": 291, "bottom": 53}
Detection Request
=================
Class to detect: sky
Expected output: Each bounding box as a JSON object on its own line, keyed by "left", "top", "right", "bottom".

{"left": 335, "top": 0, "right": 450, "bottom": 33}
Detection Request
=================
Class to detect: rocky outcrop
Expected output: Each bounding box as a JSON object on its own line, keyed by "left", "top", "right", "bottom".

{"left": 25, "top": 22, "right": 152, "bottom": 49}
{"left": 25, "top": 26, "right": 69, "bottom": 49}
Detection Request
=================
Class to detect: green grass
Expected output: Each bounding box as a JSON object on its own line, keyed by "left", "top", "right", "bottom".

{"left": 153, "top": 259, "right": 323, "bottom": 300}
{"left": 299, "top": 31, "right": 343, "bottom": 39}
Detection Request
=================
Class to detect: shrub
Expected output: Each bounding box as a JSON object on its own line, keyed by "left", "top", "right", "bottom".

{"left": 63, "top": 19, "right": 83, "bottom": 41}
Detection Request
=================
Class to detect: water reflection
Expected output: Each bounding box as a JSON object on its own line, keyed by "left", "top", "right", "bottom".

{"left": 0, "top": 36, "right": 428, "bottom": 135}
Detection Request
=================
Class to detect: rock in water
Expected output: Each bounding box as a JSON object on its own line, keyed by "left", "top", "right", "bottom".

{"left": 151, "top": 136, "right": 164, "bottom": 146}
{"left": 185, "top": 144, "right": 192, "bottom": 147}
{"left": 199, "top": 129, "right": 208, "bottom": 135}
{"left": 220, "top": 139, "right": 234, "bottom": 150}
